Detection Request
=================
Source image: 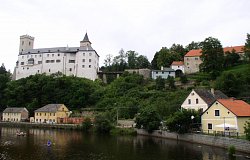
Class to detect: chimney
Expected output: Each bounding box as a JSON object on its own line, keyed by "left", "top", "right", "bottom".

{"left": 211, "top": 88, "right": 215, "bottom": 96}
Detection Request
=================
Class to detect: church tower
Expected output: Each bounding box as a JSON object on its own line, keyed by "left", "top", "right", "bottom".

{"left": 19, "top": 35, "right": 34, "bottom": 53}
{"left": 80, "top": 33, "right": 92, "bottom": 47}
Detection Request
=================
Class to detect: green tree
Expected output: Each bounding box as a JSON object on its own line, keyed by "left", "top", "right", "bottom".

{"left": 185, "top": 41, "right": 201, "bottom": 51}
{"left": 82, "top": 117, "right": 92, "bottom": 132}
{"left": 200, "top": 37, "right": 224, "bottom": 77}
{"left": 244, "top": 120, "right": 250, "bottom": 140}
{"left": 156, "top": 47, "right": 181, "bottom": 68}
{"left": 244, "top": 33, "right": 250, "bottom": 61}
{"left": 167, "top": 76, "right": 176, "bottom": 90}
{"left": 151, "top": 52, "right": 160, "bottom": 70}
{"left": 0, "top": 63, "right": 11, "bottom": 111}
{"left": 155, "top": 76, "right": 165, "bottom": 90}
{"left": 135, "top": 107, "right": 161, "bottom": 133}
{"left": 136, "top": 55, "right": 150, "bottom": 68}
{"left": 170, "top": 43, "right": 187, "bottom": 59}
{"left": 224, "top": 49, "right": 240, "bottom": 68}
{"left": 165, "top": 109, "right": 200, "bottom": 134}
{"left": 104, "top": 54, "right": 113, "bottom": 68}
{"left": 94, "top": 112, "right": 114, "bottom": 134}
{"left": 126, "top": 50, "right": 138, "bottom": 69}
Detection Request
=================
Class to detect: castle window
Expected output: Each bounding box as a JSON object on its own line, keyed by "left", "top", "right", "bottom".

{"left": 37, "top": 70, "right": 40, "bottom": 73}
{"left": 69, "top": 60, "right": 75, "bottom": 63}
{"left": 35, "top": 55, "right": 37, "bottom": 58}
{"left": 83, "top": 53, "right": 85, "bottom": 56}
{"left": 46, "top": 60, "right": 50, "bottom": 63}
{"left": 38, "top": 61, "right": 42, "bottom": 64}
{"left": 56, "top": 60, "right": 61, "bottom": 63}
{"left": 58, "top": 54, "right": 60, "bottom": 56}
{"left": 82, "top": 59, "right": 85, "bottom": 62}
{"left": 89, "top": 59, "right": 91, "bottom": 62}
{"left": 69, "top": 68, "right": 72, "bottom": 71}
{"left": 39, "top": 54, "right": 41, "bottom": 57}
{"left": 47, "top": 54, "right": 49, "bottom": 57}
{"left": 31, "top": 55, "right": 33, "bottom": 58}
{"left": 22, "top": 56, "right": 24, "bottom": 59}
{"left": 52, "top": 54, "right": 54, "bottom": 57}
{"left": 82, "top": 65, "right": 85, "bottom": 68}
{"left": 49, "top": 69, "right": 51, "bottom": 72}
{"left": 51, "top": 60, "right": 55, "bottom": 63}
{"left": 21, "top": 62, "right": 24, "bottom": 65}
{"left": 28, "top": 58, "right": 34, "bottom": 65}
{"left": 22, "top": 41, "right": 24, "bottom": 45}
{"left": 89, "top": 65, "right": 91, "bottom": 68}
{"left": 29, "top": 42, "right": 31, "bottom": 46}
{"left": 89, "top": 53, "right": 92, "bottom": 56}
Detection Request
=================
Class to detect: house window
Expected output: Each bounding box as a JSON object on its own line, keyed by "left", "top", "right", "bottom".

{"left": 162, "top": 72, "right": 164, "bottom": 74}
{"left": 196, "top": 98, "right": 199, "bottom": 104}
{"left": 69, "top": 68, "right": 72, "bottom": 71}
{"left": 21, "top": 62, "right": 24, "bottom": 65}
{"left": 156, "top": 71, "right": 158, "bottom": 74}
{"left": 28, "top": 58, "right": 34, "bottom": 65}
{"left": 40, "top": 113, "right": 41, "bottom": 116}
{"left": 215, "top": 110, "right": 220, "bottom": 116}
{"left": 69, "top": 60, "right": 75, "bottom": 63}
{"left": 37, "top": 113, "right": 38, "bottom": 116}
{"left": 82, "top": 59, "right": 85, "bottom": 62}
{"left": 82, "top": 65, "right": 85, "bottom": 68}
{"left": 56, "top": 60, "right": 61, "bottom": 63}
{"left": 51, "top": 60, "right": 55, "bottom": 63}
{"left": 188, "top": 99, "right": 191, "bottom": 104}
{"left": 46, "top": 60, "right": 50, "bottom": 63}
{"left": 58, "top": 54, "right": 60, "bottom": 56}
{"left": 83, "top": 53, "right": 85, "bottom": 56}
{"left": 89, "top": 59, "right": 91, "bottom": 62}
{"left": 89, "top": 65, "right": 91, "bottom": 68}
{"left": 208, "top": 123, "right": 212, "bottom": 129}
{"left": 38, "top": 61, "right": 42, "bottom": 64}
{"left": 89, "top": 53, "right": 92, "bottom": 56}
{"left": 45, "top": 113, "right": 46, "bottom": 116}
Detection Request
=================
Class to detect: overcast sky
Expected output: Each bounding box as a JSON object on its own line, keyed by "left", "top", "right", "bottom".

{"left": 0, "top": 0, "right": 249, "bottom": 72}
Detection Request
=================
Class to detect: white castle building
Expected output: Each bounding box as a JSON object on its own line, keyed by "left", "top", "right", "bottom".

{"left": 14, "top": 33, "right": 99, "bottom": 80}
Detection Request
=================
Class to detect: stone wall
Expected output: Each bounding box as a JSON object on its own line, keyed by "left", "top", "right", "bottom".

{"left": 136, "top": 129, "right": 250, "bottom": 153}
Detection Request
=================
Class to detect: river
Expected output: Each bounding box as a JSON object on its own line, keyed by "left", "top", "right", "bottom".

{"left": 0, "top": 127, "right": 249, "bottom": 160}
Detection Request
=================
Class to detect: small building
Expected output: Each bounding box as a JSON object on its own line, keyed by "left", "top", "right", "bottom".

{"left": 34, "top": 104, "right": 71, "bottom": 123}
{"left": 170, "top": 61, "right": 185, "bottom": 76}
{"left": 201, "top": 99, "right": 250, "bottom": 135}
{"left": 223, "top": 45, "right": 245, "bottom": 59}
{"left": 181, "top": 89, "right": 228, "bottom": 112}
{"left": 2, "top": 107, "right": 29, "bottom": 122}
{"left": 184, "top": 49, "right": 202, "bottom": 74}
{"left": 151, "top": 67, "right": 175, "bottom": 79}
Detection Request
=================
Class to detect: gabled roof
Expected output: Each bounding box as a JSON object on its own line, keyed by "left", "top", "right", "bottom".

{"left": 194, "top": 89, "right": 228, "bottom": 106}
{"left": 35, "top": 104, "right": 64, "bottom": 113}
{"left": 184, "top": 49, "right": 202, "bottom": 57}
{"left": 223, "top": 45, "right": 244, "bottom": 53}
{"left": 217, "top": 99, "right": 250, "bottom": 117}
{"left": 3, "top": 107, "right": 28, "bottom": 113}
{"left": 171, "top": 61, "right": 184, "bottom": 66}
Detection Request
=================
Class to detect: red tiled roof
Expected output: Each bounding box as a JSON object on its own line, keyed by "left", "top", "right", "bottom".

{"left": 218, "top": 99, "right": 250, "bottom": 117}
{"left": 171, "top": 61, "right": 184, "bottom": 66}
{"left": 223, "top": 46, "right": 244, "bottom": 53}
{"left": 184, "top": 49, "right": 202, "bottom": 57}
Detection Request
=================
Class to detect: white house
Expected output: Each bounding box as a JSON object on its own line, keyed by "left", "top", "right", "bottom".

{"left": 2, "top": 107, "right": 29, "bottom": 122}
{"left": 181, "top": 89, "right": 228, "bottom": 112}
{"left": 151, "top": 67, "right": 175, "bottom": 79}
{"left": 14, "top": 33, "right": 99, "bottom": 81}
{"left": 170, "top": 61, "right": 185, "bottom": 75}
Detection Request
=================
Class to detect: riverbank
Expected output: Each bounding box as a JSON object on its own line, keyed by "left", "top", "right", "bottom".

{"left": 0, "top": 122, "right": 81, "bottom": 130}
{"left": 136, "top": 129, "right": 250, "bottom": 154}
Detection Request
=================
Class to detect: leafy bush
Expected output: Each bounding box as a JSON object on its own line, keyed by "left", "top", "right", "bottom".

{"left": 244, "top": 120, "right": 250, "bottom": 141}
{"left": 82, "top": 117, "right": 92, "bottom": 132}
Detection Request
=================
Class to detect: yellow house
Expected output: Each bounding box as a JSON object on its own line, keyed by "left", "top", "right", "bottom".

{"left": 34, "top": 104, "right": 70, "bottom": 123}
{"left": 2, "top": 107, "right": 29, "bottom": 122}
{"left": 201, "top": 99, "right": 250, "bottom": 135}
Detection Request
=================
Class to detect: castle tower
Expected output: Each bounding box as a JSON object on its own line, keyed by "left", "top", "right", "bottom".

{"left": 19, "top": 35, "right": 34, "bottom": 53}
{"left": 80, "top": 33, "right": 92, "bottom": 47}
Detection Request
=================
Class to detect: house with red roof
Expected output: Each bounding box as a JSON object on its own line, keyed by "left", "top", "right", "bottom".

{"left": 170, "top": 61, "right": 185, "bottom": 75}
{"left": 201, "top": 98, "right": 250, "bottom": 135}
{"left": 223, "top": 45, "right": 245, "bottom": 59}
{"left": 184, "top": 49, "right": 202, "bottom": 74}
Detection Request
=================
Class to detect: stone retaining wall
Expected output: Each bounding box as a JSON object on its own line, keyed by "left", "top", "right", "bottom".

{"left": 136, "top": 129, "right": 250, "bottom": 153}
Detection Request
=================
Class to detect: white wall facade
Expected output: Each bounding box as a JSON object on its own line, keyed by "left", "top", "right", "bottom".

{"left": 171, "top": 65, "right": 185, "bottom": 73}
{"left": 181, "top": 90, "right": 208, "bottom": 112}
{"left": 152, "top": 70, "right": 175, "bottom": 79}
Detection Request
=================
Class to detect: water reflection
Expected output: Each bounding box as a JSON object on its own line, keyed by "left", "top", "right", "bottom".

{"left": 0, "top": 127, "right": 249, "bottom": 160}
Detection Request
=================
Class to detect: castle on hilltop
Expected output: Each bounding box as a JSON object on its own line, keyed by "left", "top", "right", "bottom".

{"left": 13, "top": 33, "right": 99, "bottom": 80}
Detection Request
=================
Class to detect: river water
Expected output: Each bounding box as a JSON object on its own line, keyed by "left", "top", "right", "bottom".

{"left": 0, "top": 127, "right": 249, "bottom": 160}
